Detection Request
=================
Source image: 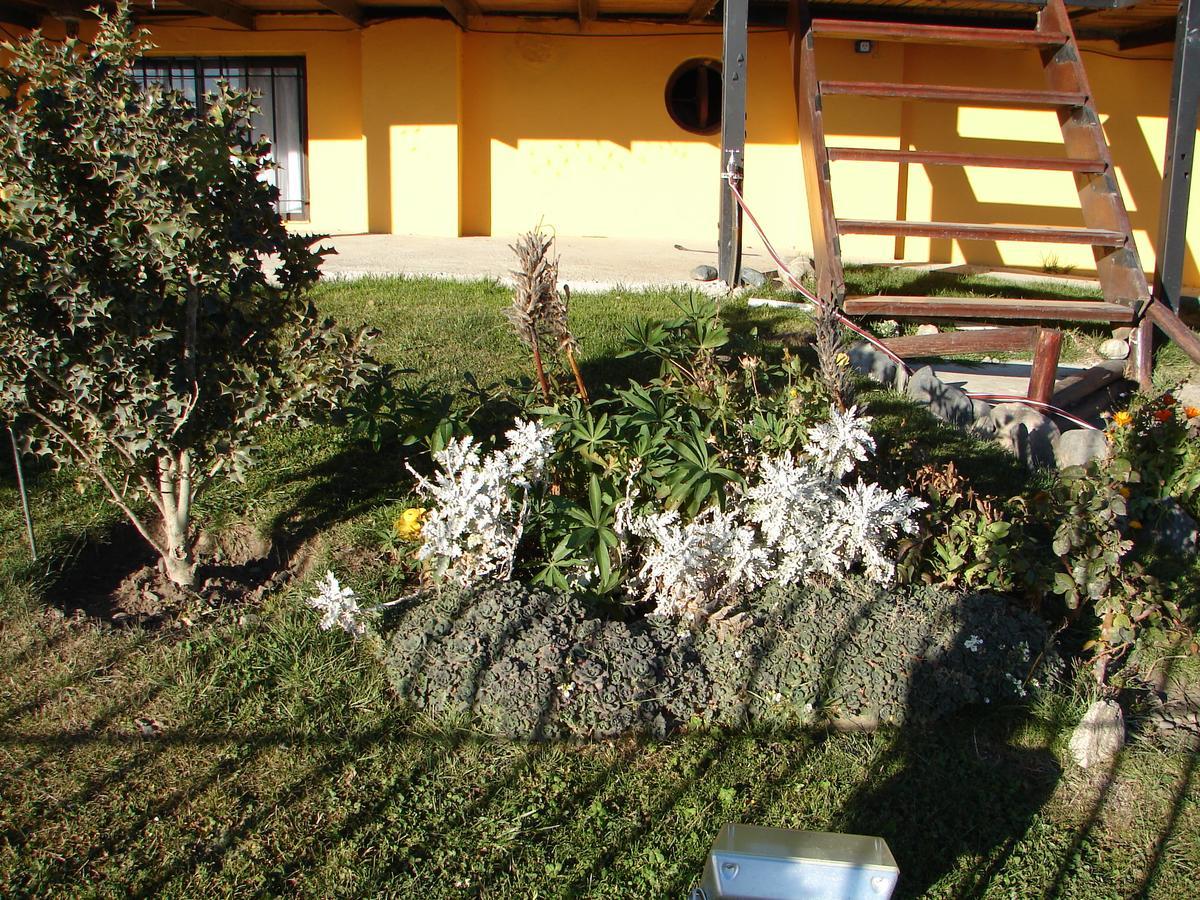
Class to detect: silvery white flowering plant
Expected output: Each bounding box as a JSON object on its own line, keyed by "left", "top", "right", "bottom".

{"left": 630, "top": 405, "right": 925, "bottom": 618}
{"left": 409, "top": 418, "right": 556, "bottom": 587}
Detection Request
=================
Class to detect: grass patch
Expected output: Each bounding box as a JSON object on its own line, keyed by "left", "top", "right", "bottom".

{"left": 1, "top": 273, "right": 1197, "bottom": 896}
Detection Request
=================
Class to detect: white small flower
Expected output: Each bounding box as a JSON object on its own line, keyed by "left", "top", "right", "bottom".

{"left": 307, "top": 571, "right": 367, "bottom": 639}
{"left": 964, "top": 635, "right": 983, "bottom": 653}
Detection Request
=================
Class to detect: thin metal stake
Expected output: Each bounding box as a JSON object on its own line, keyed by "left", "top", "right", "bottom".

{"left": 8, "top": 425, "right": 36, "bottom": 561}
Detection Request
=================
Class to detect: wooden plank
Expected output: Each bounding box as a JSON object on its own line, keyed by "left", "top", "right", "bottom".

{"left": 843, "top": 295, "right": 1137, "bottom": 322}
{"left": 820, "top": 81, "right": 1087, "bottom": 108}
{"left": 314, "top": 0, "right": 363, "bottom": 26}
{"left": 810, "top": 19, "right": 1068, "bottom": 48}
{"left": 1039, "top": 0, "right": 1151, "bottom": 308}
{"left": 1131, "top": 317, "right": 1154, "bottom": 389}
{"left": 687, "top": 0, "right": 719, "bottom": 22}
{"left": 790, "top": 0, "right": 845, "bottom": 304}
{"left": 881, "top": 326, "right": 1038, "bottom": 357}
{"left": 1027, "top": 327, "right": 1064, "bottom": 404}
{"left": 717, "top": 0, "right": 748, "bottom": 288}
{"left": 1051, "top": 359, "right": 1127, "bottom": 408}
{"left": 578, "top": 0, "right": 597, "bottom": 24}
{"left": 826, "top": 147, "right": 1106, "bottom": 173}
{"left": 440, "top": 0, "right": 469, "bottom": 29}
{"left": 837, "top": 219, "right": 1126, "bottom": 245}
{"left": 185, "top": 0, "right": 255, "bottom": 29}
{"left": 1146, "top": 300, "right": 1200, "bottom": 365}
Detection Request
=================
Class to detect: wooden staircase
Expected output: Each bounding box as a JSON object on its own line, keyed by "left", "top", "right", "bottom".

{"left": 789, "top": 0, "right": 1152, "bottom": 331}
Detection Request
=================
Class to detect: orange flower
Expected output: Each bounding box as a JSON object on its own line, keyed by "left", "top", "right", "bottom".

{"left": 1112, "top": 410, "right": 1133, "bottom": 427}
{"left": 1153, "top": 408, "right": 1173, "bottom": 423}
{"left": 1130, "top": 519, "right": 1143, "bottom": 530}
{"left": 1186, "top": 406, "right": 1200, "bottom": 419}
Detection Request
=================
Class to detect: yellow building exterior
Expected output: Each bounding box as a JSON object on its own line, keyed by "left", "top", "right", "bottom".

{"left": 90, "top": 15, "right": 1200, "bottom": 284}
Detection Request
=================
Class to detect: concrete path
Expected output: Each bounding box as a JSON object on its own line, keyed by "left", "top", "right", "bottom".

{"left": 315, "top": 234, "right": 760, "bottom": 294}
{"left": 315, "top": 234, "right": 1111, "bottom": 297}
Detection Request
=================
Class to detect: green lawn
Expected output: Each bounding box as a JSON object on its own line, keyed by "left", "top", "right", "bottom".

{"left": 1, "top": 275, "right": 1197, "bottom": 897}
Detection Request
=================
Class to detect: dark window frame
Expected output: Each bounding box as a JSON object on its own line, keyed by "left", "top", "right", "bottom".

{"left": 664, "top": 58, "right": 723, "bottom": 136}
{"left": 132, "top": 55, "right": 311, "bottom": 222}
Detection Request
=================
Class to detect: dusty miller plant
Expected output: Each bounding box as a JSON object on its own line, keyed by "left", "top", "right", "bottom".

{"left": 0, "top": 7, "right": 375, "bottom": 587}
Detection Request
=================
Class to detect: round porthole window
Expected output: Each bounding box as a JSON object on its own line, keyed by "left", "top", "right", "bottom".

{"left": 665, "top": 58, "right": 722, "bottom": 135}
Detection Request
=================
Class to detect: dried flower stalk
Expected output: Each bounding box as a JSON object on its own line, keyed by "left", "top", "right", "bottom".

{"left": 505, "top": 228, "right": 588, "bottom": 403}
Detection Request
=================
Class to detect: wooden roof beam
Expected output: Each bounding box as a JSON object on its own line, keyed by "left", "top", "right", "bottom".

{"left": 578, "top": 0, "right": 596, "bottom": 26}
{"left": 440, "top": 0, "right": 468, "bottom": 29}
{"left": 314, "top": 0, "right": 363, "bottom": 26}
{"left": 688, "top": 0, "right": 719, "bottom": 23}
{"left": 186, "top": 0, "right": 255, "bottom": 30}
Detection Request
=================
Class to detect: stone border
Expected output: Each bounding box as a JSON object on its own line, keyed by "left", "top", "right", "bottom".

{"left": 849, "top": 343, "right": 1110, "bottom": 472}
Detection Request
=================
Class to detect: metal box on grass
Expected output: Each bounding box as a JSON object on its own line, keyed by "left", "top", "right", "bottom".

{"left": 693, "top": 823, "right": 899, "bottom": 900}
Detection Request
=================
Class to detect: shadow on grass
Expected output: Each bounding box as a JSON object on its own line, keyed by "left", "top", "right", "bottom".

{"left": 0, "top": 614, "right": 1195, "bottom": 898}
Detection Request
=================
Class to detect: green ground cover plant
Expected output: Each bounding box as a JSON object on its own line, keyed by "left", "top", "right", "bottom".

{"left": 1, "top": 274, "right": 1198, "bottom": 896}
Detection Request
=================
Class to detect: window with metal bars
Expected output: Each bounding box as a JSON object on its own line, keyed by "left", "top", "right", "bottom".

{"left": 132, "top": 56, "right": 310, "bottom": 221}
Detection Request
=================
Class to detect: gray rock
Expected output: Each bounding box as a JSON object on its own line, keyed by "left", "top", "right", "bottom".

{"left": 740, "top": 267, "right": 768, "bottom": 288}
{"left": 968, "top": 399, "right": 996, "bottom": 437}
{"left": 786, "top": 255, "right": 815, "bottom": 280}
{"left": 1147, "top": 497, "right": 1199, "bottom": 554}
{"left": 989, "top": 403, "right": 1061, "bottom": 468}
{"left": 848, "top": 342, "right": 898, "bottom": 389}
{"left": 1177, "top": 382, "right": 1200, "bottom": 410}
{"left": 1068, "top": 699, "right": 1125, "bottom": 769}
{"left": 690, "top": 264, "right": 717, "bottom": 282}
{"left": 906, "top": 366, "right": 974, "bottom": 427}
{"left": 915, "top": 323, "right": 940, "bottom": 336}
{"left": 1054, "top": 427, "right": 1110, "bottom": 470}
{"left": 1099, "top": 337, "right": 1130, "bottom": 360}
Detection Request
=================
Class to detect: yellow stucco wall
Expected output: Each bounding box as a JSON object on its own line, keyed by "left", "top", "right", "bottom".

{"left": 362, "top": 20, "right": 462, "bottom": 237}
{"left": 19, "top": 15, "right": 1199, "bottom": 284}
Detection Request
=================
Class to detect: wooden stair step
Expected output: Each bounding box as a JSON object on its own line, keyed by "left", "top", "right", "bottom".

{"left": 811, "top": 19, "right": 1069, "bottom": 50}
{"left": 843, "top": 295, "right": 1136, "bottom": 323}
{"left": 1051, "top": 359, "right": 1127, "bottom": 408}
{"left": 826, "top": 147, "right": 1106, "bottom": 173}
{"left": 882, "top": 326, "right": 1039, "bottom": 357}
{"left": 837, "top": 219, "right": 1125, "bottom": 245}
{"left": 820, "top": 81, "right": 1087, "bottom": 108}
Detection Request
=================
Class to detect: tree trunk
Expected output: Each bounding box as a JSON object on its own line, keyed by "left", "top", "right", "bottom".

{"left": 157, "top": 453, "right": 196, "bottom": 588}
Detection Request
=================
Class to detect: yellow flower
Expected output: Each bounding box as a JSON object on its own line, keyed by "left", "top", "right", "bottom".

{"left": 1129, "top": 519, "right": 1143, "bottom": 530}
{"left": 788, "top": 387, "right": 799, "bottom": 399}
{"left": 834, "top": 352, "right": 851, "bottom": 369}
{"left": 394, "top": 507, "right": 427, "bottom": 541}
{"left": 1112, "top": 410, "right": 1133, "bottom": 427}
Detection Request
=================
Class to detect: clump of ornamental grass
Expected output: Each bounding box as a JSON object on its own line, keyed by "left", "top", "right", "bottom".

{"left": 505, "top": 228, "right": 589, "bottom": 403}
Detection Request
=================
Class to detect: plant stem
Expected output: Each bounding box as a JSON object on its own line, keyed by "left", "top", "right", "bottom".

{"left": 531, "top": 339, "right": 552, "bottom": 403}
{"left": 565, "top": 346, "right": 590, "bottom": 404}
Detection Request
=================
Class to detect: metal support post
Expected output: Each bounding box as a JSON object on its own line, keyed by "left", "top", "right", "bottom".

{"left": 718, "top": 0, "right": 748, "bottom": 289}
{"left": 8, "top": 426, "right": 36, "bottom": 561}
{"left": 1154, "top": 0, "right": 1200, "bottom": 315}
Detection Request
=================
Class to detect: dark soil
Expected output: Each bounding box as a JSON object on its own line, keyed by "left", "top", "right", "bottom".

{"left": 45, "top": 520, "right": 311, "bottom": 626}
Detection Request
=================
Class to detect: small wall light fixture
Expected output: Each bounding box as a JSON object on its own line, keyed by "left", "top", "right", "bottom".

{"left": 855, "top": 39, "right": 874, "bottom": 54}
